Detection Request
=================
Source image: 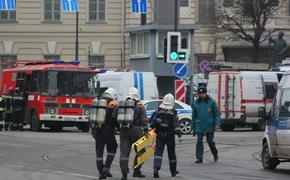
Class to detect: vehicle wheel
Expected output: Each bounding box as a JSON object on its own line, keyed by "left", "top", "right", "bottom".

{"left": 179, "top": 119, "right": 192, "bottom": 134}
{"left": 31, "top": 111, "right": 42, "bottom": 132}
{"left": 262, "top": 143, "right": 279, "bottom": 169}
{"left": 252, "top": 121, "right": 266, "bottom": 131}
{"left": 50, "top": 125, "right": 63, "bottom": 132}
{"left": 79, "top": 124, "right": 90, "bottom": 132}
{"left": 221, "top": 124, "right": 234, "bottom": 131}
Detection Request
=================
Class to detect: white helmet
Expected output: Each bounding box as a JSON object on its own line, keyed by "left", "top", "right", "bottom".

{"left": 159, "top": 93, "right": 174, "bottom": 109}
{"left": 128, "top": 87, "right": 140, "bottom": 101}
{"left": 102, "top": 87, "right": 117, "bottom": 100}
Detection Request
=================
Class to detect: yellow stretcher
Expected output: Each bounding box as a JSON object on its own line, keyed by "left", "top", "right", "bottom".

{"left": 132, "top": 129, "right": 157, "bottom": 168}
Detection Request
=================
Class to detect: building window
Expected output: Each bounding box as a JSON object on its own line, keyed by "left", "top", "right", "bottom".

{"left": 0, "top": 55, "right": 17, "bottom": 68}
{"left": 89, "top": 0, "right": 106, "bottom": 21}
{"left": 0, "top": 1, "right": 16, "bottom": 22}
{"left": 44, "top": 0, "right": 61, "bottom": 21}
{"left": 198, "top": 0, "right": 215, "bottom": 24}
{"left": 130, "top": 32, "right": 150, "bottom": 56}
{"left": 44, "top": 55, "right": 60, "bottom": 60}
{"left": 223, "top": 0, "right": 233, "bottom": 7}
{"left": 180, "top": 0, "right": 189, "bottom": 7}
{"left": 244, "top": 0, "right": 279, "bottom": 17}
{"left": 88, "top": 55, "right": 105, "bottom": 68}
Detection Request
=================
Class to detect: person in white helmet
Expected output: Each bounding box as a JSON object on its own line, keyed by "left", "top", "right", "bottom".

{"left": 118, "top": 87, "right": 148, "bottom": 180}
{"left": 90, "top": 87, "right": 119, "bottom": 179}
{"left": 149, "top": 93, "right": 182, "bottom": 178}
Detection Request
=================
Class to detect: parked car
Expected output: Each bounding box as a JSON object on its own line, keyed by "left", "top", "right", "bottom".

{"left": 142, "top": 100, "right": 192, "bottom": 134}
{"left": 260, "top": 70, "right": 290, "bottom": 170}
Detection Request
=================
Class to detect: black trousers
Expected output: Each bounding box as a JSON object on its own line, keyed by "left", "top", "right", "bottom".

{"left": 94, "top": 126, "right": 118, "bottom": 173}
{"left": 11, "top": 110, "right": 23, "bottom": 130}
{"left": 153, "top": 132, "right": 177, "bottom": 173}
{"left": 119, "top": 126, "right": 144, "bottom": 174}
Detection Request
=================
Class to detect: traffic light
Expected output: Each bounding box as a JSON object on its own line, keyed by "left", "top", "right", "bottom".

{"left": 165, "top": 32, "right": 189, "bottom": 64}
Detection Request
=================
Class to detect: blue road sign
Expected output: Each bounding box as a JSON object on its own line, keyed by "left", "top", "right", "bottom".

{"left": 140, "top": 0, "right": 147, "bottom": 14}
{"left": 62, "top": 0, "right": 79, "bottom": 12}
{"left": 173, "top": 63, "right": 188, "bottom": 78}
{"left": 131, "top": 0, "right": 147, "bottom": 14}
{"left": 0, "top": 0, "right": 15, "bottom": 11}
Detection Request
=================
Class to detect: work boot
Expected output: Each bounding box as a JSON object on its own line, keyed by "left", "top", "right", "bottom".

{"left": 171, "top": 170, "right": 179, "bottom": 177}
{"left": 99, "top": 172, "right": 106, "bottom": 179}
{"left": 133, "top": 170, "right": 146, "bottom": 178}
{"left": 214, "top": 155, "right": 218, "bottom": 162}
{"left": 103, "top": 171, "right": 112, "bottom": 177}
{"left": 195, "top": 159, "right": 203, "bottom": 163}
{"left": 121, "top": 173, "right": 127, "bottom": 180}
{"left": 153, "top": 169, "right": 159, "bottom": 178}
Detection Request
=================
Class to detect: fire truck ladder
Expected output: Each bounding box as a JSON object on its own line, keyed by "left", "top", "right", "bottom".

{"left": 225, "top": 74, "right": 236, "bottom": 119}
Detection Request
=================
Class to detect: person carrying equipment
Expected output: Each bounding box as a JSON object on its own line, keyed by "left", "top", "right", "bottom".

{"left": 90, "top": 87, "right": 119, "bottom": 179}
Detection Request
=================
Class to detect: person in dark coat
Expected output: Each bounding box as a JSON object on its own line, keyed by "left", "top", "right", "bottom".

{"left": 150, "top": 93, "right": 182, "bottom": 178}
{"left": 192, "top": 87, "right": 221, "bottom": 163}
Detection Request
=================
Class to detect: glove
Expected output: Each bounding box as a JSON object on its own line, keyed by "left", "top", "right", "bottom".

{"left": 192, "top": 130, "right": 196, "bottom": 137}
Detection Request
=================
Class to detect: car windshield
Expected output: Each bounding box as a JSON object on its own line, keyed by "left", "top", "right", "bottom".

{"left": 279, "top": 88, "right": 290, "bottom": 117}
{"left": 42, "top": 71, "right": 96, "bottom": 97}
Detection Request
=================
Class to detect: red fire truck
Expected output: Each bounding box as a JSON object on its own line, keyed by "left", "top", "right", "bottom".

{"left": 0, "top": 60, "right": 96, "bottom": 132}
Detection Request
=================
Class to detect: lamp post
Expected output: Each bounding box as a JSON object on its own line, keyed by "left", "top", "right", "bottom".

{"left": 75, "top": 11, "right": 79, "bottom": 61}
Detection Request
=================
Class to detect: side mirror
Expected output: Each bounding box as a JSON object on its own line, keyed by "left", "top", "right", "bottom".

{"left": 258, "top": 107, "right": 267, "bottom": 122}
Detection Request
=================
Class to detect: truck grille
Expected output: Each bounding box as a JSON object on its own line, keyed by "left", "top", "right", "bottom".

{"left": 60, "top": 104, "right": 81, "bottom": 108}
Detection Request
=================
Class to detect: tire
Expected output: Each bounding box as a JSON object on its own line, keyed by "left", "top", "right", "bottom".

{"left": 262, "top": 143, "right": 279, "bottom": 169}
{"left": 50, "top": 125, "right": 63, "bottom": 132}
{"left": 79, "top": 124, "right": 90, "bottom": 132}
{"left": 31, "top": 111, "right": 42, "bottom": 132}
{"left": 221, "top": 124, "right": 234, "bottom": 131}
{"left": 179, "top": 119, "right": 192, "bottom": 134}
{"left": 252, "top": 121, "right": 266, "bottom": 131}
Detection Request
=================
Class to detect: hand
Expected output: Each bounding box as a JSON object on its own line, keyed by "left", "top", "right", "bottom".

{"left": 192, "top": 130, "right": 196, "bottom": 137}
{"left": 215, "top": 125, "right": 220, "bottom": 130}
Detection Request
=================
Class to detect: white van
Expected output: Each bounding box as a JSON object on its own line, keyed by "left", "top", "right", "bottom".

{"left": 260, "top": 70, "right": 290, "bottom": 169}
{"left": 97, "top": 71, "right": 159, "bottom": 100}
{"left": 207, "top": 71, "right": 279, "bottom": 131}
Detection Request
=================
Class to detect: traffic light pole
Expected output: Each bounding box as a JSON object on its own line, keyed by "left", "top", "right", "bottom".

{"left": 174, "top": 0, "right": 178, "bottom": 31}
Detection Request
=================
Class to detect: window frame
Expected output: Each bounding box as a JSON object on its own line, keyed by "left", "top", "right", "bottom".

{"left": 43, "top": 0, "right": 61, "bottom": 22}
{"left": 88, "top": 55, "right": 105, "bottom": 68}
{"left": 130, "top": 32, "right": 150, "bottom": 57}
{"left": 0, "top": 0, "right": 17, "bottom": 22}
{"left": 88, "top": 0, "right": 107, "bottom": 23}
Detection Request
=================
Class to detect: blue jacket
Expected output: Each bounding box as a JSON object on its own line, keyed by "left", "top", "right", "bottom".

{"left": 191, "top": 95, "right": 221, "bottom": 133}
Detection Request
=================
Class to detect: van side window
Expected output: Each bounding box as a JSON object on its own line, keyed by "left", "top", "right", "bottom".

{"left": 279, "top": 89, "right": 290, "bottom": 117}
{"left": 264, "top": 82, "right": 277, "bottom": 99}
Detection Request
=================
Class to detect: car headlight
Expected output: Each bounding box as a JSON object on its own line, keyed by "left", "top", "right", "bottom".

{"left": 49, "top": 108, "right": 56, "bottom": 114}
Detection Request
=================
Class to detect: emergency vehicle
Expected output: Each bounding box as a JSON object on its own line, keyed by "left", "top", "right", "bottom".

{"left": 97, "top": 71, "right": 159, "bottom": 100}
{"left": 207, "top": 71, "right": 280, "bottom": 131}
{"left": 261, "top": 70, "right": 290, "bottom": 169}
{"left": 0, "top": 60, "right": 96, "bottom": 132}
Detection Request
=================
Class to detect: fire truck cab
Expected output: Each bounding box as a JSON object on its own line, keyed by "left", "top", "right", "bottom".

{"left": 0, "top": 60, "right": 96, "bottom": 132}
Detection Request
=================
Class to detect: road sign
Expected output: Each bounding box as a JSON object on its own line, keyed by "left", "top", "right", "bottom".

{"left": 62, "top": 0, "right": 79, "bottom": 12}
{"left": 0, "top": 0, "right": 15, "bottom": 11}
{"left": 175, "top": 80, "right": 186, "bottom": 103}
{"left": 199, "top": 60, "right": 210, "bottom": 73}
{"left": 131, "top": 0, "right": 147, "bottom": 14}
{"left": 173, "top": 63, "right": 188, "bottom": 78}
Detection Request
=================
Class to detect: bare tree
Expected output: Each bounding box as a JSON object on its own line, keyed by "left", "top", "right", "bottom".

{"left": 217, "top": 0, "right": 280, "bottom": 63}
